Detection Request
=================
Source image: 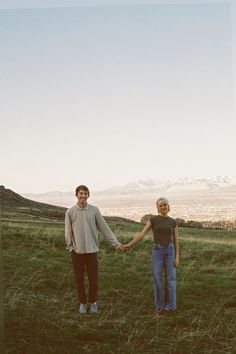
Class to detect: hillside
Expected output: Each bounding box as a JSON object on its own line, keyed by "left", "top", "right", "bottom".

{"left": 0, "top": 186, "right": 139, "bottom": 227}
{"left": 0, "top": 185, "right": 66, "bottom": 219}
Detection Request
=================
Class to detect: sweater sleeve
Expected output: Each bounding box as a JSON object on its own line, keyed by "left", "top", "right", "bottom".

{"left": 65, "top": 210, "right": 74, "bottom": 252}
{"left": 95, "top": 208, "right": 121, "bottom": 248}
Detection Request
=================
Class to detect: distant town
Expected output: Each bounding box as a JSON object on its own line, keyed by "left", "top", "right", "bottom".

{"left": 22, "top": 176, "right": 236, "bottom": 231}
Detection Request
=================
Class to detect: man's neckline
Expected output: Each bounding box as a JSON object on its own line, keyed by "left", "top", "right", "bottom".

{"left": 76, "top": 203, "right": 88, "bottom": 210}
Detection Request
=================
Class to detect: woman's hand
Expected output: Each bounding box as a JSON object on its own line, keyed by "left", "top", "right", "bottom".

{"left": 123, "top": 242, "right": 132, "bottom": 251}
{"left": 174, "top": 255, "right": 179, "bottom": 267}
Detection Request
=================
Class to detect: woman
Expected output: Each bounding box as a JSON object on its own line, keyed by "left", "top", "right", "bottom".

{"left": 124, "top": 197, "right": 179, "bottom": 315}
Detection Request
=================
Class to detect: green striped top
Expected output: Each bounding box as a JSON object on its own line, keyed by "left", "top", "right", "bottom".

{"left": 150, "top": 215, "right": 177, "bottom": 245}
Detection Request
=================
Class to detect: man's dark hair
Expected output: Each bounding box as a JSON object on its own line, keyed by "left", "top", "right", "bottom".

{"left": 75, "top": 185, "right": 90, "bottom": 197}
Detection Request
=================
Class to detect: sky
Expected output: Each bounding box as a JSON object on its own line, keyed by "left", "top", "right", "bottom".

{"left": 0, "top": 0, "right": 236, "bottom": 193}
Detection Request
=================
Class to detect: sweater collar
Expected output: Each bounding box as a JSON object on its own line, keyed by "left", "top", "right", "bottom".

{"left": 76, "top": 203, "right": 89, "bottom": 210}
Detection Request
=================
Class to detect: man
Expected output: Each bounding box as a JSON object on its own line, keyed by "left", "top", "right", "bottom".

{"left": 65, "top": 185, "right": 124, "bottom": 314}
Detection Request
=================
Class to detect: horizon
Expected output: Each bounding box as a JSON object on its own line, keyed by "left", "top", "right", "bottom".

{"left": 1, "top": 178, "right": 236, "bottom": 223}
{"left": 15, "top": 174, "right": 236, "bottom": 194}
{"left": 1, "top": 174, "right": 236, "bottom": 195}
{"left": 1, "top": 1, "right": 236, "bottom": 194}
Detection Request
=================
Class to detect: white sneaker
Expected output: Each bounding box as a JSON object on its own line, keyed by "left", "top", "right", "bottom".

{"left": 89, "top": 302, "right": 98, "bottom": 314}
{"left": 79, "top": 303, "right": 87, "bottom": 314}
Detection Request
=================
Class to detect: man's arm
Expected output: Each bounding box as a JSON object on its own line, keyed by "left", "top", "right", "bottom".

{"left": 95, "top": 209, "right": 122, "bottom": 249}
{"left": 65, "top": 210, "right": 74, "bottom": 252}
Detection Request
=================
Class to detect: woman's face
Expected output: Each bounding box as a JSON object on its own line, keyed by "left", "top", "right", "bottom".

{"left": 157, "top": 200, "right": 169, "bottom": 216}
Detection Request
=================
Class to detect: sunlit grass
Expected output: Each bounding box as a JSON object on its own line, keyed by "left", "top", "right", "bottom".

{"left": 2, "top": 218, "right": 236, "bottom": 354}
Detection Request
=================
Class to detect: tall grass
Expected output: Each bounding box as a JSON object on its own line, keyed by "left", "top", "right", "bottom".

{"left": 2, "top": 219, "right": 236, "bottom": 354}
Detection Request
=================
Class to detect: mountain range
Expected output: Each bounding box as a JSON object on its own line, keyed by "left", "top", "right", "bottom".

{"left": 22, "top": 176, "right": 236, "bottom": 207}
{"left": 0, "top": 177, "right": 234, "bottom": 222}
{"left": 95, "top": 176, "right": 236, "bottom": 195}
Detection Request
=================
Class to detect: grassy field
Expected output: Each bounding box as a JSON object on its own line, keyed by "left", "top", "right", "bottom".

{"left": 2, "top": 214, "right": 236, "bottom": 354}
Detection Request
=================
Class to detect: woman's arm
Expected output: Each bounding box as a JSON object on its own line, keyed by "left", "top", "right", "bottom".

{"left": 173, "top": 225, "right": 179, "bottom": 267}
{"left": 124, "top": 220, "right": 152, "bottom": 249}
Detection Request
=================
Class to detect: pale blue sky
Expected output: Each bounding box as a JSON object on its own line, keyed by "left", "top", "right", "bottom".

{"left": 1, "top": 1, "right": 235, "bottom": 193}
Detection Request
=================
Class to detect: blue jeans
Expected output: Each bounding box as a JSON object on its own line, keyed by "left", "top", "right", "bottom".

{"left": 152, "top": 243, "right": 176, "bottom": 310}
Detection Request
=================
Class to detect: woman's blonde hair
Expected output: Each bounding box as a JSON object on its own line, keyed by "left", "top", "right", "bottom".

{"left": 156, "top": 197, "right": 170, "bottom": 211}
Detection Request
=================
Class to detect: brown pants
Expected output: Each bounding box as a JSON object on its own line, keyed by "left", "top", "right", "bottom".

{"left": 71, "top": 251, "right": 98, "bottom": 304}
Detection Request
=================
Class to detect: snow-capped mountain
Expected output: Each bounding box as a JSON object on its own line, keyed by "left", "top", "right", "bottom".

{"left": 22, "top": 176, "right": 236, "bottom": 207}
{"left": 96, "top": 176, "right": 233, "bottom": 195}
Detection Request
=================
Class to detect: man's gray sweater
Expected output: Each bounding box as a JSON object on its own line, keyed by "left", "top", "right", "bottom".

{"left": 65, "top": 203, "right": 121, "bottom": 254}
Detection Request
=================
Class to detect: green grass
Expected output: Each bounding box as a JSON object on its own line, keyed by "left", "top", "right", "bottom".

{"left": 2, "top": 216, "right": 236, "bottom": 354}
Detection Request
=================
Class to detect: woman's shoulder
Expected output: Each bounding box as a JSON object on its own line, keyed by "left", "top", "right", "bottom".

{"left": 150, "top": 215, "right": 158, "bottom": 220}
{"left": 168, "top": 216, "right": 177, "bottom": 225}
{"left": 150, "top": 215, "right": 160, "bottom": 223}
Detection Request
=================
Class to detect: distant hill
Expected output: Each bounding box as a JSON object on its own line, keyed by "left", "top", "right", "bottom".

{"left": 0, "top": 186, "right": 139, "bottom": 226}
{"left": 0, "top": 185, "right": 66, "bottom": 217}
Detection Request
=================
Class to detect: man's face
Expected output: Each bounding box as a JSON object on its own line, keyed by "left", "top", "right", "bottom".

{"left": 76, "top": 189, "right": 89, "bottom": 206}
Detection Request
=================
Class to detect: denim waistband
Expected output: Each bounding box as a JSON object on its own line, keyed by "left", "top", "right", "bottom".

{"left": 153, "top": 242, "right": 174, "bottom": 247}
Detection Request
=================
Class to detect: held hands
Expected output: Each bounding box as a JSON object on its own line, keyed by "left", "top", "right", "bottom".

{"left": 116, "top": 242, "right": 133, "bottom": 253}
{"left": 116, "top": 244, "right": 127, "bottom": 253}
{"left": 123, "top": 242, "right": 132, "bottom": 252}
{"left": 116, "top": 235, "right": 137, "bottom": 253}
{"left": 123, "top": 238, "right": 136, "bottom": 252}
